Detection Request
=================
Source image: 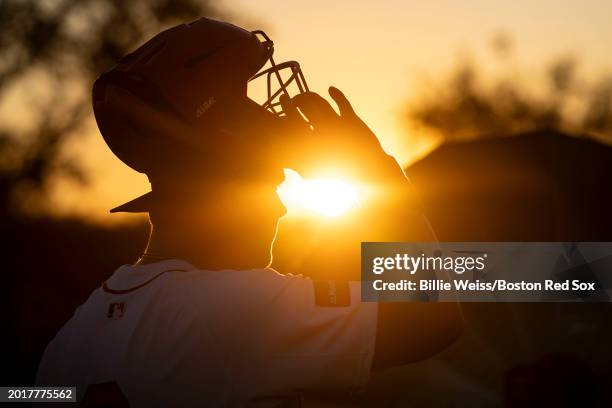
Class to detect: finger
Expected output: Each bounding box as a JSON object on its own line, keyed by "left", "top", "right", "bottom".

{"left": 279, "top": 94, "right": 302, "bottom": 123}
{"left": 328, "top": 86, "right": 356, "bottom": 117}
{"left": 293, "top": 92, "right": 338, "bottom": 125}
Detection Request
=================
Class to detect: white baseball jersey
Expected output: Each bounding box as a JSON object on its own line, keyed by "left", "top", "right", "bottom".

{"left": 36, "top": 259, "right": 377, "bottom": 407}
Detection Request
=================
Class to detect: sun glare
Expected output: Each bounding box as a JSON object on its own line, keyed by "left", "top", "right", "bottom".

{"left": 277, "top": 169, "right": 360, "bottom": 218}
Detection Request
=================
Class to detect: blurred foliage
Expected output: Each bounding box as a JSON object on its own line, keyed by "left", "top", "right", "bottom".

{"left": 406, "top": 33, "right": 612, "bottom": 142}
{"left": 0, "top": 0, "right": 223, "bottom": 217}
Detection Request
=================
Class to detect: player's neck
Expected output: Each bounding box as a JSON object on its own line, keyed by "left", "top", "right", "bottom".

{"left": 137, "top": 224, "right": 265, "bottom": 270}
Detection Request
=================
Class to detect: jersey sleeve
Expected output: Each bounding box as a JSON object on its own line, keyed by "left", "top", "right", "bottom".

{"left": 209, "top": 270, "right": 378, "bottom": 398}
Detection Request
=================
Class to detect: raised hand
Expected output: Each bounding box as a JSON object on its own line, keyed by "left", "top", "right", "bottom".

{"left": 279, "top": 87, "right": 406, "bottom": 186}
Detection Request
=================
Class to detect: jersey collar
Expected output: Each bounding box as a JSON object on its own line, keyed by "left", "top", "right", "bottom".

{"left": 104, "top": 259, "right": 196, "bottom": 293}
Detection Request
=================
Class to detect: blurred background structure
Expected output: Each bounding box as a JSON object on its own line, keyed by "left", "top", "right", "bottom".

{"left": 2, "top": 0, "right": 612, "bottom": 405}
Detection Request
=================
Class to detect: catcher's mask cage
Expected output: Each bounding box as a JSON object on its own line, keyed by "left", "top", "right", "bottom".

{"left": 249, "top": 30, "right": 309, "bottom": 116}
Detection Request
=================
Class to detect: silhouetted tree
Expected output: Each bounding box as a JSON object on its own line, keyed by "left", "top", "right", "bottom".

{"left": 405, "top": 34, "right": 612, "bottom": 142}
{"left": 0, "top": 0, "right": 224, "bottom": 217}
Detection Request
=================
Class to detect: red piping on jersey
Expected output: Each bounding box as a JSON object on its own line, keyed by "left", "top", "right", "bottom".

{"left": 102, "top": 269, "right": 188, "bottom": 295}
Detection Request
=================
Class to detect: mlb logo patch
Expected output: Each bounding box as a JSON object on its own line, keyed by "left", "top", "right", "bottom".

{"left": 107, "top": 302, "right": 126, "bottom": 319}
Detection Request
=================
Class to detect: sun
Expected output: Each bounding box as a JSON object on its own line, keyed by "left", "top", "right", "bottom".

{"left": 277, "top": 169, "right": 360, "bottom": 218}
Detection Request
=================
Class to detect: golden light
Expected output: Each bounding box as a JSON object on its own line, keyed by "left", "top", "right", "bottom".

{"left": 277, "top": 169, "right": 360, "bottom": 217}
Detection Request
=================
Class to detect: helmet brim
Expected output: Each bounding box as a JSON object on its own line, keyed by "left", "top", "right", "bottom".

{"left": 110, "top": 191, "right": 153, "bottom": 213}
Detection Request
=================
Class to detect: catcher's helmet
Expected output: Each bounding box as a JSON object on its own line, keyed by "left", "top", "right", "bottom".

{"left": 92, "top": 17, "right": 308, "bottom": 213}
